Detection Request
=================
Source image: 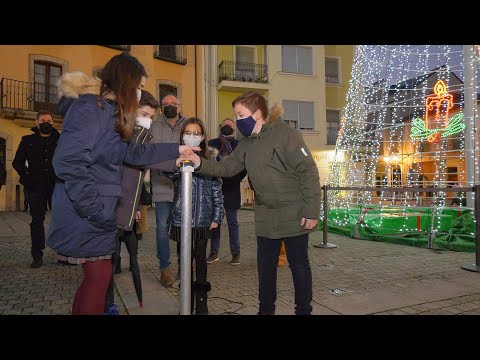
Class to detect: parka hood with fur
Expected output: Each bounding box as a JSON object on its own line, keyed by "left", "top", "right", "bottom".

{"left": 56, "top": 71, "right": 114, "bottom": 116}
{"left": 265, "top": 103, "right": 284, "bottom": 123}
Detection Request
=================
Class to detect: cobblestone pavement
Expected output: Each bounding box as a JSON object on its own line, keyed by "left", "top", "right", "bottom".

{"left": 1, "top": 209, "right": 480, "bottom": 315}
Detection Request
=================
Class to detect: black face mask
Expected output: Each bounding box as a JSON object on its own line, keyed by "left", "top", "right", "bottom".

{"left": 39, "top": 122, "right": 53, "bottom": 134}
{"left": 220, "top": 125, "right": 234, "bottom": 136}
{"left": 163, "top": 105, "right": 178, "bottom": 119}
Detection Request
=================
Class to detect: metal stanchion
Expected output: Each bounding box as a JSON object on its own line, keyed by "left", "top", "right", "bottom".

{"left": 461, "top": 185, "right": 480, "bottom": 272}
{"left": 180, "top": 160, "right": 194, "bottom": 314}
{"left": 314, "top": 185, "right": 337, "bottom": 249}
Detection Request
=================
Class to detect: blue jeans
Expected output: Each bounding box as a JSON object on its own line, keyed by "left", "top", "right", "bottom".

{"left": 155, "top": 201, "right": 173, "bottom": 270}
{"left": 210, "top": 208, "right": 240, "bottom": 256}
{"left": 257, "top": 234, "right": 312, "bottom": 315}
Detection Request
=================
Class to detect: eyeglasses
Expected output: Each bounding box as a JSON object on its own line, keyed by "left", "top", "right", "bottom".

{"left": 163, "top": 102, "right": 180, "bottom": 107}
{"left": 184, "top": 131, "right": 203, "bottom": 137}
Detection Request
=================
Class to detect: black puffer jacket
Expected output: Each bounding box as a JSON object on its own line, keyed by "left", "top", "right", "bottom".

{"left": 169, "top": 172, "right": 223, "bottom": 229}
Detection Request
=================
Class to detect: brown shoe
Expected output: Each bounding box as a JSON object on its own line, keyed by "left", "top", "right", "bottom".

{"left": 160, "top": 268, "right": 174, "bottom": 288}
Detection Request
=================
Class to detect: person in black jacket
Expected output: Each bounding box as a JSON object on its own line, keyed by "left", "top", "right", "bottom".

{"left": 12, "top": 110, "right": 60, "bottom": 268}
{"left": 207, "top": 118, "right": 247, "bottom": 265}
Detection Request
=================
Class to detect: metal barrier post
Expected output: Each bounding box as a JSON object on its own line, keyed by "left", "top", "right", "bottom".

{"left": 180, "top": 160, "right": 194, "bottom": 314}
{"left": 314, "top": 185, "right": 337, "bottom": 249}
{"left": 462, "top": 185, "right": 480, "bottom": 272}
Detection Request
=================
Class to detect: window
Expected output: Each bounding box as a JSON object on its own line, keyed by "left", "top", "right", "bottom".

{"left": 34, "top": 61, "right": 62, "bottom": 114}
{"left": 281, "top": 46, "right": 313, "bottom": 75}
{"left": 325, "top": 57, "right": 340, "bottom": 84}
{"left": 154, "top": 46, "right": 187, "bottom": 65}
{"left": 283, "top": 100, "right": 314, "bottom": 130}
{"left": 326, "top": 109, "right": 341, "bottom": 145}
{"left": 235, "top": 46, "right": 256, "bottom": 81}
{"left": 159, "top": 85, "right": 177, "bottom": 103}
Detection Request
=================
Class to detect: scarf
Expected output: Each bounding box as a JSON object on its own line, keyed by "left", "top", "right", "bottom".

{"left": 218, "top": 134, "right": 234, "bottom": 159}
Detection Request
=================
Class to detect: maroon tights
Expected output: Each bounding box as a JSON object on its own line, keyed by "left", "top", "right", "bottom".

{"left": 72, "top": 259, "right": 112, "bottom": 315}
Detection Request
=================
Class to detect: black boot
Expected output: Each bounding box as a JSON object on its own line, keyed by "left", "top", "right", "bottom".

{"left": 193, "top": 282, "right": 211, "bottom": 315}
{"left": 115, "top": 256, "right": 122, "bottom": 274}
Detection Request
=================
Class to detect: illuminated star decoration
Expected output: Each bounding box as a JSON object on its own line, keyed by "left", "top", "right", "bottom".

{"left": 410, "top": 80, "right": 466, "bottom": 143}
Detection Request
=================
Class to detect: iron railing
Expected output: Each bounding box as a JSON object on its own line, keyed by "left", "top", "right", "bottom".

{"left": 218, "top": 61, "right": 268, "bottom": 84}
{"left": 101, "top": 45, "right": 131, "bottom": 51}
{"left": 0, "top": 78, "right": 59, "bottom": 115}
{"left": 154, "top": 45, "right": 187, "bottom": 65}
{"left": 327, "top": 129, "right": 339, "bottom": 145}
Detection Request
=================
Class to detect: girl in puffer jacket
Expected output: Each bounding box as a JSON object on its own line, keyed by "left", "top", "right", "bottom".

{"left": 168, "top": 117, "right": 223, "bottom": 315}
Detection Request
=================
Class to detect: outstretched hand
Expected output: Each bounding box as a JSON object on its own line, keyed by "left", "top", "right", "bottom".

{"left": 183, "top": 153, "right": 201, "bottom": 167}
{"left": 179, "top": 145, "right": 201, "bottom": 156}
{"left": 175, "top": 157, "right": 192, "bottom": 166}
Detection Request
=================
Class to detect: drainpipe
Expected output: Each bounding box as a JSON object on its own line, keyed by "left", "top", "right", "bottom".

{"left": 195, "top": 45, "right": 198, "bottom": 117}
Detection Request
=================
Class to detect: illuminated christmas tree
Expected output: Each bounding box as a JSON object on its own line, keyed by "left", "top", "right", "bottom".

{"left": 326, "top": 45, "right": 478, "bottom": 250}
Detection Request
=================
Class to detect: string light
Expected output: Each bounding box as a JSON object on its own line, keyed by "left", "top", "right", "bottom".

{"left": 326, "top": 45, "right": 476, "bottom": 240}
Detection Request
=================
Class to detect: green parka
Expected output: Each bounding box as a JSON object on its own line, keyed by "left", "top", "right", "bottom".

{"left": 197, "top": 105, "right": 321, "bottom": 239}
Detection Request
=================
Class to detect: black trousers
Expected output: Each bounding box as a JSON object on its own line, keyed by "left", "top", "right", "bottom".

{"left": 176, "top": 234, "right": 208, "bottom": 286}
{"left": 176, "top": 230, "right": 210, "bottom": 314}
{"left": 26, "top": 189, "right": 52, "bottom": 260}
{"left": 257, "top": 234, "right": 313, "bottom": 315}
{"left": 105, "top": 227, "right": 140, "bottom": 310}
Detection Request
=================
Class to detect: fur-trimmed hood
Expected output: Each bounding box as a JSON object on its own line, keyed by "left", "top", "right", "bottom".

{"left": 57, "top": 71, "right": 101, "bottom": 99}
{"left": 56, "top": 71, "right": 115, "bottom": 117}
{"left": 265, "top": 103, "right": 284, "bottom": 123}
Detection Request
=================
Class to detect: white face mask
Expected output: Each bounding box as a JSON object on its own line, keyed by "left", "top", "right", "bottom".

{"left": 136, "top": 89, "right": 142, "bottom": 102}
{"left": 183, "top": 134, "right": 204, "bottom": 147}
{"left": 136, "top": 116, "right": 152, "bottom": 129}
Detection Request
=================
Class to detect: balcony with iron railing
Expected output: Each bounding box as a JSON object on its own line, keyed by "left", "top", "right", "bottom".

{"left": 1, "top": 78, "right": 60, "bottom": 118}
{"left": 154, "top": 45, "right": 187, "bottom": 65}
{"left": 327, "top": 129, "right": 339, "bottom": 145}
{"left": 217, "top": 60, "right": 270, "bottom": 93}
{"left": 101, "top": 45, "right": 131, "bottom": 51}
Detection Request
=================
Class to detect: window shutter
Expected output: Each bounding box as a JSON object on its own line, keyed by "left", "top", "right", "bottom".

{"left": 282, "top": 46, "right": 297, "bottom": 73}
{"left": 299, "top": 101, "right": 314, "bottom": 130}
{"left": 325, "top": 58, "right": 339, "bottom": 83}
{"left": 297, "top": 47, "right": 313, "bottom": 75}
{"left": 326, "top": 109, "right": 340, "bottom": 124}
{"left": 283, "top": 100, "right": 298, "bottom": 121}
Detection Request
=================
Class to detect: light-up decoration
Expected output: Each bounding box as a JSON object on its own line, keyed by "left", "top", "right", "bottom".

{"left": 410, "top": 80, "right": 466, "bottom": 143}
{"left": 325, "top": 45, "right": 475, "bottom": 244}
{"left": 337, "top": 116, "right": 346, "bottom": 141}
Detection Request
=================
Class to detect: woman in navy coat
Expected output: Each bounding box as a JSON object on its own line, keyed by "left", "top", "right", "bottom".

{"left": 47, "top": 53, "right": 195, "bottom": 315}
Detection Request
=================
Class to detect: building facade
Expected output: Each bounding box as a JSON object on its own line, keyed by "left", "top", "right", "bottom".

{"left": 0, "top": 45, "right": 203, "bottom": 211}
{"left": 203, "top": 45, "right": 354, "bottom": 205}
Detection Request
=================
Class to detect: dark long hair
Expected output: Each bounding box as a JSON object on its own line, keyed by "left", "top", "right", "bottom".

{"left": 97, "top": 52, "right": 147, "bottom": 140}
{"left": 179, "top": 117, "right": 209, "bottom": 160}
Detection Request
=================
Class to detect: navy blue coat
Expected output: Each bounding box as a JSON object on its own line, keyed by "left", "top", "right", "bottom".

{"left": 47, "top": 94, "right": 179, "bottom": 258}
